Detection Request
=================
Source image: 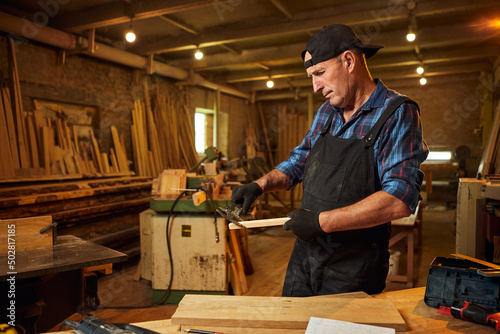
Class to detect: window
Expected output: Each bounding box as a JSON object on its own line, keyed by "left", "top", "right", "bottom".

{"left": 194, "top": 108, "right": 216, "bottom": 154}
{"left": 427, "top": 151, "right": 453, "bottom": 161}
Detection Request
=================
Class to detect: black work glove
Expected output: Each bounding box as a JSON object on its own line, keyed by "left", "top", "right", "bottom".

{"left": 283, "top": 209, "right": 325, "bottom": 241}
{"left": 230, "top": 182, "right": 263, "bottom": 214}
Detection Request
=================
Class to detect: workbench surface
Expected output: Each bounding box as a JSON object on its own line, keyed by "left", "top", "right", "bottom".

{"left": 54, "top": 287, "right": 495, "bottom": 333}
{"left": 0, "top": 235, "right": 127, "bottom": 281}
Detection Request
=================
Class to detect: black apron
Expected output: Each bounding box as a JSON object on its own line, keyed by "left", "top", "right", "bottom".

{"left": 282, "top": 96, "right": 413, "bottom": 297}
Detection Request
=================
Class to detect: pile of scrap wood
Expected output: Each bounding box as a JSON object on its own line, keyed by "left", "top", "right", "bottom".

{"left": 0, "top": 37, "right": 132, "bottom": 181}
{"left": 131, "top": 82, "right": 199, "bottom": 177}
{"left": 0, "top": 176, "right": 152, "bottom": 231}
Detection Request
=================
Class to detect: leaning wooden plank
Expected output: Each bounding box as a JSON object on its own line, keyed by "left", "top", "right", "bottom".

{"left": 0, "top": 216, "right": 53, "bottom": 253}
{"left": 131, "top": 123, "right": 143, "bottom": 176}
{"left": 2, "top": 87, "right": 20, "bottom": 169}
{"left": 90, "top": 129, "right": 103, "bottom": 173}
{"left": 171, "top": 294, "right": 405, "bottom": 332}
{"left": 229, "top": 229, "right": 248, "bottom": 293}
{"left": 0, "top": 91, "right": 15, "bottom": 178}
{"left": 26, "top": 115, "right": 40, "bottom": 168}
{"left": 109, "top": 148, "right": 119, "bottom": 173}
{"left": 100, "top": 152, "right": 110, "bottom": 174}
{"left": 7, "top": 38, "right": 30, "bottom": 169}
{"left": 40, "top": 126, "right": 51, "bottom": 174}
{"left": 228, "top": 217, "right": 289, "bottom": 230}
{"left": 72, "top": 125, "right": 81, "bottom": 155}
{"left": 63, "top": 150, "right": 78, "bottom": 175}
{"left": 111, "top": 126, "right": 128, "bottom": 173}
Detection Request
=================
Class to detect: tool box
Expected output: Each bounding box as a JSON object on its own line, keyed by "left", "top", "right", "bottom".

{"left": 424, "top": 256, "right": 500, "bottom": 311}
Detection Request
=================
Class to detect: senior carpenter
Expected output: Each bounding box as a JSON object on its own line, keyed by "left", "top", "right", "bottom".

{"left": 231, "top": 24, "right": 429, "bottom": 296}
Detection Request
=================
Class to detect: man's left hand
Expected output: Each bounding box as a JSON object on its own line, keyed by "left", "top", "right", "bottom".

{"left": 283, "top": 209, "right": 325, "bottom": 241}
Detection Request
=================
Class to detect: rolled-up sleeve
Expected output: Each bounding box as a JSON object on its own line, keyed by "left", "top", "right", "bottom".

{"left": 275, "top": 129, "right": 314, "bottom": 189}
{"left": 376, "top": 102, "right": 429, "bottom": 213}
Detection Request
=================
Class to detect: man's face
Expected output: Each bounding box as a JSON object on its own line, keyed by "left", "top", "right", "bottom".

{"left": 304, "top": 51, "right": 348, "bottom": 108}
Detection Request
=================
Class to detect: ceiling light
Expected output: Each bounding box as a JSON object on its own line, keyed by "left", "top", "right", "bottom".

{"left": 420, "top": 77, "right": 427, "bottom": 85}
{"left": 406, "top": 31, "right": 416, "bottom": 42}
{"left": 125, "top": 18, "right": 136, "bottom": 43}
{"left": 416, "top": 66, "right": 424, "bottom": 75}
{"left": 194, "top": 49, "right": 204, "bottom": 60}
{"left": 125, "top": 30, "right": 136, "bottom": 43}
{"left": 266, "top": 79, "right": 274, "bottom": 88}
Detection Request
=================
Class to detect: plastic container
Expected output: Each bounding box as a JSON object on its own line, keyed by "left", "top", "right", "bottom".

{"left": 424, "top": 256, "right": 500, "bottom": 311}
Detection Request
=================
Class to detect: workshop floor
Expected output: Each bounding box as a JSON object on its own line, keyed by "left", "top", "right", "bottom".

{"left": 51, "top": 196, "right": 457, "bottom": 331}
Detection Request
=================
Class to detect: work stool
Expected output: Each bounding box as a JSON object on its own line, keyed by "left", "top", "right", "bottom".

{"left": 386, "top": 202, "right": 421, "bottom": 288}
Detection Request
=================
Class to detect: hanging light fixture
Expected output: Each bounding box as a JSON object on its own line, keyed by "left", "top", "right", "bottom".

{"left": 416, "top": 66, "right": 424, "bottom": 75}
{"left": 125, "top": 18, "right": 136, "bottom": 43}
{"left": 266, "top": 79, "right": 274, "bottom": 88}
{"left": 406, "top": 26, "right": 416, "bottom": 42}
{"left": 419, "top": 77, "right": 427, "bottom": 85}
{"left": 194, "top": 47, "right": 203, "bottom": 60}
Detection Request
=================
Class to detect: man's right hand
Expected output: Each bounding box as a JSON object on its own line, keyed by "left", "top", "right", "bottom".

{"left": 230, "top": 182, "right": 263, "bottom": 214}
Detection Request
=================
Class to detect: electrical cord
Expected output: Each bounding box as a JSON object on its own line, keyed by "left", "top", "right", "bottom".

{"left": 202, "top": 187, "right": 220, "bottom": 243}
{"left": 98, "top": 190, "right": 190, "bottom": 309}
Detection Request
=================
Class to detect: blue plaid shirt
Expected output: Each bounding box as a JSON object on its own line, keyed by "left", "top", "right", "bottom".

{"left": 275, "top": 79, "right": 429, "bottom": 213}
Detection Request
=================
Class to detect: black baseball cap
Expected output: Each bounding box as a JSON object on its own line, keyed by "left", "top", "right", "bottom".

{"left": 302, "top": 24, "right": 384, "bottom": 69}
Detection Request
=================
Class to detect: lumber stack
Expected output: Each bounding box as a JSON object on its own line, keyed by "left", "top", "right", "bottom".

{"left": 130, "top": 83, "right": 198, "bottom": 177}
{"left": 0, "top": 176, "right": 152, "bottom": 229}
{"left": 276, "top": 104, "right": 307, "bottom": 201}
{"left": 0, "top": 37, "right": 132, "bottom": 181}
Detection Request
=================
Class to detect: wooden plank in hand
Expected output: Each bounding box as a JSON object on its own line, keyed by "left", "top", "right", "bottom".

{"left": 228, "top": 217, "right": 289, "bottom": 230}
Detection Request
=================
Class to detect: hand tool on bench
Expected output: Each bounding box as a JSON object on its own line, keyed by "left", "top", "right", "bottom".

{"left": 63, "top": 316, "right": 160, "bottom": 334}
{"left": 438, "top": 301, "right": 500, "bottom": 333}
{"left": 217, "top": 204, "right": 288, "bottom": 230}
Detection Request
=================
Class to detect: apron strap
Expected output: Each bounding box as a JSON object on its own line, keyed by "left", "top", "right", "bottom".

{"left": 320, "top": 109, "right": 336, "bottom": 135}
{"left": 363, "top": 96, "right": 419, "bottom": 147}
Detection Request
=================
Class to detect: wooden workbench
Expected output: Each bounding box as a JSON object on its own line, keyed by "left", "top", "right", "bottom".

{"left": 54, "top": 287, "right": 495, "bottom": 333}
{"left": 0, "top": 235, "right": 127, "bottom": 332}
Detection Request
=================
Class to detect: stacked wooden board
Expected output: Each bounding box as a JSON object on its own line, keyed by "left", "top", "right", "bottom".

{"left": 171, "top": 294, "right": 406, "bottom": 332}
{"left": 0, "top": 37, "right": 132, "bottom": 181}
{"left": 0, "top": 176, "right": 151, "bottom": 228}
{"left": 131, "top": 82, "right": 199, "bottom": 177}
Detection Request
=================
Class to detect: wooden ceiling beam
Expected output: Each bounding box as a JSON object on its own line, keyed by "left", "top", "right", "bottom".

{"left": 136, "top": 0, "right": 499, "bottom": 55}
{"left": 269, "top": 0, "right": 294, "bottom": 20}
{"left": 51, "top": 0, "right": 219, "bottom": 32}
{"left": 239, "top": 61, "right": 493, "bottom": 91}
{"left": 166, "top": 25, "right": 498, "bottom": 72}
{"left": 208, "top": 44, "right": 499, "bottom": 83}
{"left": 158, "top": 15, "right": 198, "bottom": 35}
